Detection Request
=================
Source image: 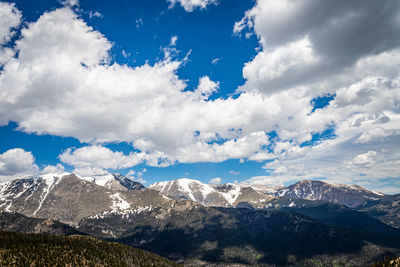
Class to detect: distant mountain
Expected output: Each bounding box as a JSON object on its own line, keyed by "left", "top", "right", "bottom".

{"left": 80, "top": 172, "right": 145, "bottom": 191}
{"left": 271, "top": 180, "right": 384, "bottom": 208}
{"left": 0, "top": 231, "right": 182, "bottom": 267}
{"left": 0, "top": 211, "right": 81, "bottom": 236}
{"left": 357, "top": 193, "right": 400, "bottom": 228}
{"left": 150, "top": 178, "right": 400, "bottom": 229}
{"left": 0, "top": 173, "right": 187, "bottom": 225}
{"left": 285, "top": 203, "right": 400, "bottom": 247}
{"left": 149, "top": 178, "right": 273, "bottom": 207}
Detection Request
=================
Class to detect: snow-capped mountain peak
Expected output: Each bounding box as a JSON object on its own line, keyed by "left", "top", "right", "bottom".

{"left": 149, "top": 178, "right": 272, "bottom": 207}
{"left": 150, "top": 178, "right": 218, "bottom": 204}
{"left": 272, "top": 179, "right": 385, "bottom": 208}
{"left": 77, "top": 173, "right": 145, "bottom": 191}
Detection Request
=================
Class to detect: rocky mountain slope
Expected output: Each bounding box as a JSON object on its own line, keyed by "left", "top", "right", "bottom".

{"left": 149, "top": 178, "right": 274, "bottom": 207}
{"left": 1, "top": 173, "right": 399, "bottom": 266}
{"left": 271, "top": 180, "right": 384, "bottom": 208}
{"left": 150, "top": 178, "right": 400, "bottom": 229}
{"left": 0, "top": 211, "right": 82, "bottom": 236}
{"left": 149, "top": 178, "right": 389, "bottom": 210}
{"left": 80, "top": 172, "right": 145, "bottom": 191}
{"left": 0, "top": 173, "right": 192, "bottom": 225}
{"left": 357, "top": 194, "right": 400, "bottom": 228}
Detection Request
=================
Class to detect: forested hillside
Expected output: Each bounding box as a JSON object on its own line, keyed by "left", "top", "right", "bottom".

{"left": 0, "top": 231, "right": 181, "bottom": 267}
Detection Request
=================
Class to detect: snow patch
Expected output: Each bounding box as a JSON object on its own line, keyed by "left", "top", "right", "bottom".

{"left": 33, "top": 173, "right": 67, "bottom": 215}
{"left": 220, "top": 184, "right": 241, "bottom": 204}
{"left": 89, "top": 205, "right": 153, "bottom": 220}
{"left": 109, "top": 193, "right": 130, "bottom": 212}
{"left": 80, "top": 173, "right": 115, "bottom": 187}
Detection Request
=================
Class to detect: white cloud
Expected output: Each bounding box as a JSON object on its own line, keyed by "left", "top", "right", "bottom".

{"left": 59, "top": 146, "right": 145, "bottom": 169}
{"left": 236, "top": 0, "right": 400, "bottom": 93}
{"left": 194, "top": 76, "right": 219, "bottom": 99}
{"left": 0, "top": 2, "right": 21, "bottom": 65}
{"left": 208, "top": 177, "right": 221, "bottom": 184}
{"left": 0, "top": 148, "right": 39, "bottom": 181}
{"left": 211, "top": 57, "right": 221, "bottom": 65}
{"left": 0, "top": 2, "right": 399, "bottom": 192}
{"left": 89, "top": 11, "right": 102, "bottom": 19}
{"left": 170, "top": 35, "right": 178, "bottom": 46}
{"left": 126, "top": 169, "right": 147, "bottom": 184}
{"left": 247, "top": 176, "right": 288, "bottom": 187}
{"left": 0, "top": 6, "right": 306, "bottom": 166}
{"left": 60, "top": 0, "right": 79, "bottom": 7}
{"left": 0, "top": 2, "right": 21, "bottom": 44}
{"left": 348, "top": 151, "right": 379, "bottom": 167}
{"left": 72, "top": 167, "right": 109, "bottom": 177}
{"left": 234, "top": 0, "right": 400, "bottom": 190}
{"left": 229, "top": 170, "right": 239, "bottom": 176}
{"left": 167, "top": 0, "right": 217, "bottom": 12}
{"left": 41, "top": 163, "right": 65, "bottom": 174}
{"left": 240, "top": 37, "right": 319, "bottom": 93}
{"left": 173, "top": 131, "right": 270, "bottom": 163}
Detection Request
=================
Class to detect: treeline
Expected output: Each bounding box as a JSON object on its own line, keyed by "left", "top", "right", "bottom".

{"left": 0, "top": 231, "right": 182, "bottom": 266}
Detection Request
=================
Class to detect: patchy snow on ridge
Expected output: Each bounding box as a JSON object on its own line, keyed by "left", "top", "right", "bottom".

{"left": 89, "top": 205, "right": 153, "bottom": 220}
{"left": 80, "top": 173, "right": 116, "bottom": 187}
{"left": 151, "top": 179, "right": 245, "bottom": 206}
{"left": 33, "top": 173, "right": 69, "bottom": 215}
{"left": 218, "top": 184, "right": 242, "bottom": 205}
{"left": 150, "top": 178, "right": 215, "bottom": 202}
{"left": 109, "top": 193, "right": 130, "bottom": 212}
{"left": 177, "top": 178, "right": 214, "bottom": 201}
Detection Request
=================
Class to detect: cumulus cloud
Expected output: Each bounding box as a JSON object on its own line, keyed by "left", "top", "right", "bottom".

{"left": 0, "top": 148, "right": 39, "bottom": 181}
{"left": 229, "top": 170, "right": 239, "bottom": 176}
{"left": 208, "top": 177, "right": 221, "bottom": 184}
{"left": 41, "top": 163, "right": 65, "bottom": 174}
{"left": 194, "top": 76, "right": 219, "bottom": 99}
{"left": 59, "top": 146, "right": 145, "bottom": 169}
{"left": 0, "top": 6, "right": 304, "bottom": 166}
{"left": 0, "top": 2, "right": 21, "bottom": 65}
{"left": 236, "top": 0, "right": 400, "bottom": 93}
{"left": 233, "top": 0, "right": 400, "bottom": 190}
{"left": 0, "top": 2, "right": 400, "bottom": 191}
{"left": 167, "top": 0, "right": 217, "bottom": 12}
{"left": 0, "top": 2, "right": 21, "bottom": 43}
{"left": 59, "top": 0, "right": 79, "bottom": 7}
{"left": 72, "top": 167, "right": 109, "bottom": 177}
{"left": 126, "top": 169, "right": 147, "bottom": 184}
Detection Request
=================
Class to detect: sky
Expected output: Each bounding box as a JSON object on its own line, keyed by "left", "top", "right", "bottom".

{"left": 0, "top": 0, "right": 399, "bottom": 194}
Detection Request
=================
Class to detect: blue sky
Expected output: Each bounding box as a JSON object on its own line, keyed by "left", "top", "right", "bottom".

{"left": 0, "top": 0, "right": 399, "bottom": 193}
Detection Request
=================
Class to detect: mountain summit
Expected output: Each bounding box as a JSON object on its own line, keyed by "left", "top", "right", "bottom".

{"left": 149, "top": 178, "right": 273, "bottom": 207}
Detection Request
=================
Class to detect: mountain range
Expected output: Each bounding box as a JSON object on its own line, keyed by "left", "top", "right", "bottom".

{"left": 1, "top": 172, "right": 399, "bottom": 266}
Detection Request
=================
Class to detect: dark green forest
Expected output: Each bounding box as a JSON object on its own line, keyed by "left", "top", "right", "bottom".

{"left": 0, "top": 231, "right": 182, "bottom": 267}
